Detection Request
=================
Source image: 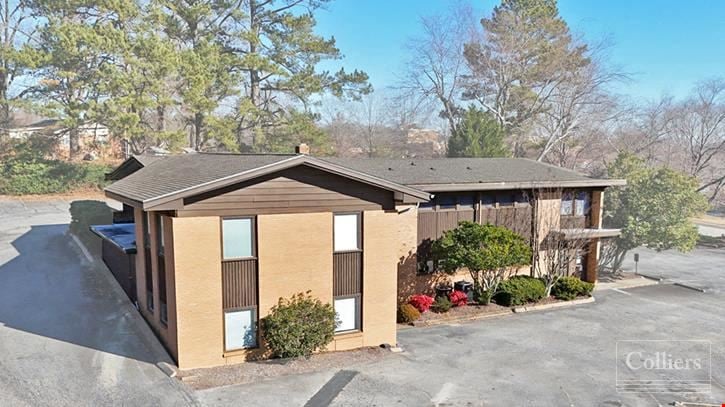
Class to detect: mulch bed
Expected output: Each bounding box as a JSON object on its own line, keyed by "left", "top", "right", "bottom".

{"left": 412, "top": 302, "right": 510, "bottom": 326}
{"left": 409, "top": 296, "right": 591, "bottom": 326}
{"left": 178, "top": 346, "right": 388, "bottom": 390}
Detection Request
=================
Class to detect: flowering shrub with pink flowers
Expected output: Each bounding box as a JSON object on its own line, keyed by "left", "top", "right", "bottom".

{"left": 448, "top": 290, "right": 468, "bottom": 307}
{"left": 408, "top": 294, "right": 435, "bottom": 313}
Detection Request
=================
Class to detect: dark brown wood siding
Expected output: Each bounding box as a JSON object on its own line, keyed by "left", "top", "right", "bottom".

{"left": 101, "top": 240, "right": 136, "bottom": 302}
{"left": 158, "top": 255, "right": 166, "bottom": 302}
{"left": 417, "top": 193, "right": 534, "bottom": 262}
{"left": 222, "top": 259, "right": 258, "bottom": 309}
{"left": 333, "top": 251, "right": 362, "bottom": 296}
{"left": 144, "top": 247, "right": 153, "bottom": 293}
{"left": 180, "top": 166, "right": 395, "bottom": 217}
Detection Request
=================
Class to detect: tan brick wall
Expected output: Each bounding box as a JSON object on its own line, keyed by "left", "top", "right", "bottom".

{"left": 168, "top": 208, "right": 417, "bottom": 369}
{"left": 360, "top": 206, "right": 416, "bottom": 347}
{"left": 258, "top": 212, "right": 333, "bottom": 314}
{"left": 171, "top": 216, "right": 223, "bottom": 369}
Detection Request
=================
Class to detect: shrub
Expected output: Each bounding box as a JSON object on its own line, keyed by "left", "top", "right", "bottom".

{"left": 0, "top": 158, "right": 110, "bottom": 195}
{"left": 448, "top": 290, "right": 468, "bottom": 307}
{"left": 261, "top": 291, "right": 336, "bottom": 359}
{"left": 551, "top": 276, "right": 594, "bottom": 301}
{"left": 397, "top": 303, "right": 421, "bottom": 323}
{"left": 408, "top": 294, "right": 435, "bottom": 313}
{"left": 494, "top": 275, "right": 546, "bottom": 306}
{"left": 430, "top": 296, "right": 452, "bottom": 313}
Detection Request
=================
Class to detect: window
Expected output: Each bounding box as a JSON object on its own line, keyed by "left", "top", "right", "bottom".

{"left": 575, "top": 192, "right": 590, "bottom": 216}
{"left": 438, "top": 195, "right": 457, "bottom": 210}
{"left": 497, "top": 193, "right": 515, "bottom": 207}
{"left": 481, "top": 195, "right": 495, "bottom": 208}
{"left": 458, "top": 195, "right": 475, "bottom": 209}
{"left": 224, "top": 309, "right": 257, "bottom": 350}
{"left": 334, "top": 213, "right": 360, "bottom": 252}
{"left": 143, "top": 212, "right": 151, "bottom": 248}
{"left": 157, "top": 214, "right": 164, "bottom": 254}
{"left": 222, "top": 218, "right": 254, "bottom": 259}
{"left": 561, "top": 192, "right": 574, "bottom": 215}
{"left": 334, "top": 296, "right": 360, "bottom": 333}
{"left": 516, "top": 192, "right": 531, "bottom": 206}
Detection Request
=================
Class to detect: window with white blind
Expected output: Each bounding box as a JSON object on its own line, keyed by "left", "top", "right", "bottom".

{"left": 224, "top": 308, "right": 257, "bottom": 350}
{"left": 334, "top": 296, "right": 359, "bottom": 333}
{"left": 333, "top": 213, "right": 360, "bottom": 252}
{"left": 222, "top": 218, "right": 254, "bottom": 259}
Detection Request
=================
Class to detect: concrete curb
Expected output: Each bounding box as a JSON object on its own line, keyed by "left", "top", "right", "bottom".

{"left": 512, "top": 296, "right": 595, "bottom": 313}
{"left": 411, "top": 309, "right": 511, "bottom": 327}
{"left": 158, "top": 361, "right": 179, "bottom": 378}
{"left": 673, "top": 282, "right": 707, "bottom": 293}
{"left": 635, "top": 272, "right": 663, "bottom": 282}
{"left": 410, "top": 297, "right": 595, "bottom": 327}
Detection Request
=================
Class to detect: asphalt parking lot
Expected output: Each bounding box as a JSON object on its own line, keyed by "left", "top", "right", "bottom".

{"left": 0, "top": 198, "right": 194, "bottom": 406}
{"left": 1, "top": 198, "right": 724, "bottom": 406}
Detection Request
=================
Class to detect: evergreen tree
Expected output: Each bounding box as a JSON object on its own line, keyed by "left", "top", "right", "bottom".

{"left": 447, "top": 106, "right": 510, "bottom": 157}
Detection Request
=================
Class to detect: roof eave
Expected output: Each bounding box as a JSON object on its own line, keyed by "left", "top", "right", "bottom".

{"left": 133, "top": 155, "right": 430, "bottom": 210}
{"left": 409, "top": 179, "right": 627, "bottom": 192}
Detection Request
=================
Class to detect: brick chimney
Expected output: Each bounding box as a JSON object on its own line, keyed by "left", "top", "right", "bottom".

{"left": 295, "top": 143, "right": 310, "bottom": 155}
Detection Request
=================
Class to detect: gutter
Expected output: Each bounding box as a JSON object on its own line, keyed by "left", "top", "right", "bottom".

{"left": 408, "top": 179, "right": 627, "bottom": 192}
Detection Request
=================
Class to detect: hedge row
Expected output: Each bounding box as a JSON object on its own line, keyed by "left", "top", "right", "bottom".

{"left": 0, "top": 159, "right": 110, "bottom": 195}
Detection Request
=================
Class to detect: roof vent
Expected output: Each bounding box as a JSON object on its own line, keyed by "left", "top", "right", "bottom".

{"left": 410, "top": 161, "right": 416, "bottom": 166}
{"left": 466, "top": 166, "right": 472, "bottom": 170}
{"left": 388, "top": 167, "right": 393, "bottom": 171}
{"left": 430, "top": 167, "right": 435, "bottom": 170}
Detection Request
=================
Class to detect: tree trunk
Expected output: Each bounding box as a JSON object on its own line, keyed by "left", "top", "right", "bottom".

{"left": 68, "top": 128, "right": 80, "bottom": 160}
{"left": 193, "top": 113, "right": 204, "bottom": 151}
{"left": 157, "top": 105, "right": 166, "bottom": 133}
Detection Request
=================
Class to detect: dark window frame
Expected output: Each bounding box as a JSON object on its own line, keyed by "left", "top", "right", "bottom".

{"left": 561, "top": 191, "right": 575, "bottom": 216}
{"left": 333, "top": 294, "right": 362, "bottom": 334}
{"left": 333, "top": 212, "right": 362, "bottom": 253}
{"left": 155, "top": 215, "right": 167, "bottom": 325}
{"left": 220, "top": 216, "right": 257, "bottom": 261}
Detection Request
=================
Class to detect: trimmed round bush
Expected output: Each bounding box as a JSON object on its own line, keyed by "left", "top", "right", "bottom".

{"left": 408, "top": 294, "right": 435, "bottom": 313}
{"left": 448, "top": 290, "right": 468, "bottom": 307}
{"left": 494, "top": 275, "right": 546, "bottom": 306}
{"left": 397, "top": 303, "right": 421, "bottom": 323}
{"left": 261, "top": 291, "right": 336, "bottom": 359}
{"left": 551, "top": 276, "right": 594, "bottom": 301}
{"left": 430, "top": 296, "right": 452, "bottom": 313}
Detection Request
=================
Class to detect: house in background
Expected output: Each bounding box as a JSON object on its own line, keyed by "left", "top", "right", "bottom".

{"left": 96, "top": 145, "right": 624, "bottom": 369}
{"left": 6, "top": 119, "right": 121, "bottom": 159}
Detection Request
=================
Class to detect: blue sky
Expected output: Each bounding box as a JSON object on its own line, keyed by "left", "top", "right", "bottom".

{"left": 314, "top": 0, "right": 725, "bottom": 102}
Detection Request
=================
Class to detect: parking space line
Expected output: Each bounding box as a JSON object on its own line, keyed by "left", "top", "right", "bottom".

{"left": 611, "top": 288, "right": 632, "bottom": 296}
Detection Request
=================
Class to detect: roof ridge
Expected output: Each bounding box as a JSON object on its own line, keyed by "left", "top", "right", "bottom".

{"left": 196, "top": 152, "right": 297, "bottom": 156}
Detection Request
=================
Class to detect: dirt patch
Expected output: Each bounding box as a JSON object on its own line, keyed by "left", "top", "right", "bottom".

{"left": 178, "top": 347, "right": 388, "bottom": 390}
{"left": 413, "top": 302, "right": 510, "bottom": 326}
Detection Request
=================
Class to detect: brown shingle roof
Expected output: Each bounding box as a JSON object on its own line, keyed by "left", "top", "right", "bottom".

{"left": 106, "top": 153, "right": 297, "bottom": 202}
{"left": 320, "top": 157, "right": 621, "bottom": 191}
{"left": 105, "top": 153, "right": 624, "bottom": 206}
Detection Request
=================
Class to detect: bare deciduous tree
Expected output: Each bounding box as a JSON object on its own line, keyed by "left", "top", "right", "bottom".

{"left": 671, "top": 79, "right": 725, "bottom": 202}
{"left": 400, "top": 2, "right": 476, "bottom": 135}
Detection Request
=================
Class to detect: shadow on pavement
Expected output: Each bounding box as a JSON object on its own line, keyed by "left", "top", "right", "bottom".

{"left": 0, "top": 222, "right": 166, "bottom": 365}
